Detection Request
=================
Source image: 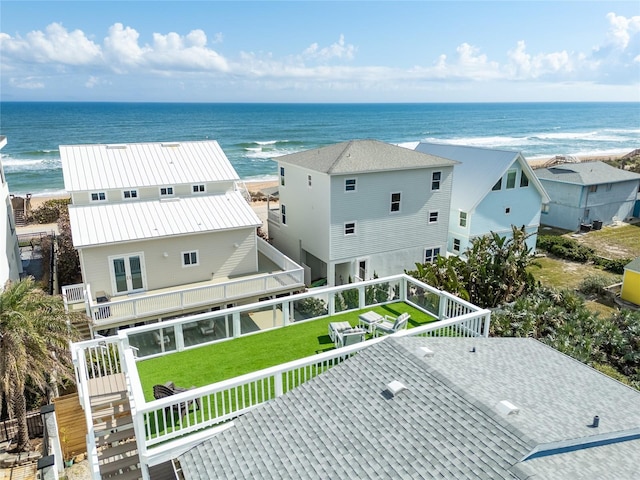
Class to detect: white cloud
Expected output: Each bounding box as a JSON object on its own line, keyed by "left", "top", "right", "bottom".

{"left": 9, "top": 77, "right": 44, "bottom": 89}
{"left": 302, "top": 35, "right": 357, "bottom": 62}
{"left": 605, "top": 12, "right": 640, "bottom": 49}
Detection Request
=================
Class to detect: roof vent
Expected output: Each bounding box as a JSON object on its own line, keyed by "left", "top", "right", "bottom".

{"left": 386, "top": 380, "right": 407, "bottom": 397}
{"left": 496, "top": 400, "right": 520, "bottom": 416}
{"left": 106, "top": 144, "right": 127, "bottom": 149}
{"left": 416, "top": 347, "right": 434, "bottom": 358}
{"left": 161, "top": 143, "right": 180, "bottom": 148}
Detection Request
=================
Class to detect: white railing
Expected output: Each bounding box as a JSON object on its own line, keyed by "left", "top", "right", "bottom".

{"left": 71, "top": 274, "right": 490, "bottom": 469}
{"left": 267, "top": 208, "right": 280, "bottom": 223}
{"left": 62, "top": 284, "right": 85, "bottom": 306}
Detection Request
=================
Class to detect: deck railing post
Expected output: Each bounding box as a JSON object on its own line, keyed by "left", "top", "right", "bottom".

{"left": 282, "top": 300, "right": 290, "bottom": 326}
{"left": 274, "top": 373, "right": 284, "bottom": 397}
{"left": 438, "top": 293, "right": 447, "bottom": 320}
{"left": 233, "top": 311, "right": 241, "bottom": 338}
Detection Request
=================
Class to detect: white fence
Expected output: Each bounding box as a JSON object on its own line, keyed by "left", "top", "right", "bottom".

{"left": 70, "top": 274, "right": 490, "bottom": 473}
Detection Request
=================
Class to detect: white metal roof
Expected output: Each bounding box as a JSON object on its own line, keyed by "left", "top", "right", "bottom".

{"left": 68, "top": 191, "right": 261, "bottom": 248}
{"left": 61, "top": 140, "right": 239, "bottom": 192}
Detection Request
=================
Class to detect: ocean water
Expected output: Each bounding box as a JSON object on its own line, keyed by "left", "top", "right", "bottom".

{"left": 0, "top": 102, "right": 638, "bottom": 196}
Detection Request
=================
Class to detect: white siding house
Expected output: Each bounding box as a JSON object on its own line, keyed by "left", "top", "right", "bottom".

{"left": 534, "top": 161, "right": 640, "bottom": 231}
{"left": 61, "top": 140, "right": 304, "bottom": 331}
{"left": 414, "top": 143, "right": 550, "bottom": 256}
{"left": 0, "top": 136, "right": 22, "bottom": 287}
{"left": 269, "top": 140, "right": 457, "bottom": 286}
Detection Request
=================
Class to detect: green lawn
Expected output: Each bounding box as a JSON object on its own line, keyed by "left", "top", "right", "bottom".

{"left": 530, "top": 256, "right": 622, "bottom": 291}
{"left": 137, "top": 302, "right": 436, "bottom": 401}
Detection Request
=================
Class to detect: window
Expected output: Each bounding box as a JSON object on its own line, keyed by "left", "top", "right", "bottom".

{"left": 192, "top": 184, "right": 205, "bottom": 193}
{"left": 429, "top": 211, "right": 439, "bottom": 223}
{"left": 390, "top": 192, "right": 401, "bottom": 212}
{"left": 505, "top": 207, "right": 511, "bottom": 215}
{"left": 492, "top": 178, "right": 502, "bottom": 191}
{"left": 589, "top": 185, "right": 597, "bottom": 193}
{"left": 182, "top": 251, "right": 198, "bottom": 267}
{"left": 506, "top": 170, "right": 517, "bottom": 189}
{"left": 520, "top": 172, "right": 529, "bottom": 187}
{"left": 281, "top": 204, "right": 286, "bottom": 225}
{"left": 541, "top": 204, "right": 549, "bottom": 214}
{"left": 424, "top": 247, "right": 441, "bottom": 263}
{"left": 453, "top": 238, "right": 461, "bottom": 252}
{"left": 605, "top": 183, "right": 612, "bottom": 191}
{"left": 345, "top": 178, "right": 356, "bottom": 192}
{"left": 160, "top": 186, "right": 174, "bottom": 196}
{"left": 280, "top": 167, "right": 285, "bottom": 186}
{"left": 123, "top": 189, "right": 138, "bottom": 200}
{"left": 90, "top": 192, "right": 106, "bottom": 202}
{"left": 431, "top": 171, "right": 441, "bottom": 191}
{"left": 344, "top": 221, "right": 356, "bottom": 235}
{"left": 307, "top": 175, "right": 312, "bottom": 187}
{"left": 459, "top": 211, "right": 467, "bottom": 227}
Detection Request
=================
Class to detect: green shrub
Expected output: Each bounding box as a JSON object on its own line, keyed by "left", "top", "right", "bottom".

{"left": 592, "top": 257, "right": 629, "bottom": 275}
{"left": 578, "top": 275, "right": 611, "bottom": 296}
{"left": 29, "top": 198, "right": 70, "bottom": 224}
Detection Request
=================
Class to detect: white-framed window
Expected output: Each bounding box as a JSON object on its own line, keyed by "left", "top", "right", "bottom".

{"left": 90, "top": 192, "right": 106, "bottom": 202}
{"left": 281, "top": 204, "right": 287, "bottom": 225}
{"left": 160, "top": 186, "right": 174, "bottom": 196}
{"left": 344, "top": 221, "right": 356, "bottom": 235}
{"left": 520, "top": 172, "right": 530, "bottom": 187}
{"left": 431, "top": 171, "right": 441, "bottom": 191}
{"left": 505, "top": 207, "right": 511, "bottom": 215}
{"left": 182, "top": 250, "right": 198, "bottom": 267}
{"left": 459, "top": 211, "right": 467, "bottom": 227}
{"left": 122, "top": 189, "right": 138, "bottom": 200}
{"left": 506, "top": 169, "right": 517, "bottom": 189}
{"left": 492, "top": 178, "right": 502, "bottom": 191}
{"left": 390, "top": 192, "right": 401, "bottom": 213}
{"left": 280, "top": 166, "right": 285, "bottom": 186}
{"left": 308, "top": 175, "right": 312, "bottom": 187}
{"left": 429, "top": 210, "right": 439, "bottom": 223}
{"left": 345, "top": 178, "right": 357, "bottom": 192}
{"left": 453, "top": 238, "right": 461, "bottom": 252}
{"left": 192, "top": 184, "right": 205, "bottom": 193}
{"left": 424, "top": 247, "right": 441, "bottom": 264}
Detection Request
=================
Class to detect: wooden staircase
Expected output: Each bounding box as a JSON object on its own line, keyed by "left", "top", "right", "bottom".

{"left": 89, "top": 376, "right": 143, "bottom": 479}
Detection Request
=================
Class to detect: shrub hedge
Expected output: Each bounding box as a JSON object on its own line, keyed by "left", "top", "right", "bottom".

{"left": 537, "top": 235, "right": 630, "bottom": 274}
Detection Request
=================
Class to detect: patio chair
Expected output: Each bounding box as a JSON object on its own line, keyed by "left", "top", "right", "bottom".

{"left": 154, "top": 331, "right": 170, "bottom": 346}
{"left": 198, "top": 319, "right": 215, "bottom": 335}
{"left": 374, "top": 312, "right": 410, "bottom": 337}
{"left": 336, "top": 328, "right": 366, "bottom": 348}
{"left": 153, "top": 383, "right": 200, "bottom": 418}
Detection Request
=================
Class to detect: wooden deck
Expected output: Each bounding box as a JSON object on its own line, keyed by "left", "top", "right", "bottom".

{"left": 88, "top": 373, "right": 126, "bottom": 397}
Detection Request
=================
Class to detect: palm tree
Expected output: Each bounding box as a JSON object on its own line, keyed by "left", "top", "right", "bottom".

{"left": 0, "top": 277, "right": 85, "bottom": 452}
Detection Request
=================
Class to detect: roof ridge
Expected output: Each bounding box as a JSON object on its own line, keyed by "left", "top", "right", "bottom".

{"left": 326, "top": 140, "right": 355, "bottom": 174}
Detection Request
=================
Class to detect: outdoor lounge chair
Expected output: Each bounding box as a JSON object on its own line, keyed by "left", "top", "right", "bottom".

{"left": 154, "top": 331, "right": 170, "bottom": 346}
{"left": 374, "top": 312, "right": 410, "bottom": 336}
{"left": 336, "top": 327, "right": 366, "bottom": 348}
{"left": 153, "top": 382, "right": 200, "bottom": 417}
{"left": 198, "top": 319, "right": 215, "bottom": 335}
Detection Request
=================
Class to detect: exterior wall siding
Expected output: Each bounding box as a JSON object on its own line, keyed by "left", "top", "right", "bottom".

{"left": 1, "top": 182, "right": 21, "bottom": 285}
{"left": 538, "top": 181, "right": 585, "bottom": 230}
{"left": 79, "top": 228, "right": 257, "bottom": 298}
{"left": 329, "top": 167, "right": 452, "bottom": 275}
{"left": 621, "top": 270, "right": 640, "bottom": 306}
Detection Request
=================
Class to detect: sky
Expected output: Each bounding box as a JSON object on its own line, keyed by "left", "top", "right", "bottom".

{"left": 0, "top": 1, "right": 639, "bottom": 103}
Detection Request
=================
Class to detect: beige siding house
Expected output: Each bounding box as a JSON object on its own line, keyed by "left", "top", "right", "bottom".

{"left": 269, "top": 140, "right": 456, "bottom": 286}
{"left": 0, "top": 136, "right": 22, "bottom": 287}
{"left": 61, "top": 140, "right": 304, "bottom": 332}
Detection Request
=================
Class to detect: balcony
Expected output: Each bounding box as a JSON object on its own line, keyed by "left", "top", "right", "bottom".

{"left": 70, "top": 274, "right": 490, "bottom": 478}
{"left": 62, "top": 238, "right": 304, "bottom": 328}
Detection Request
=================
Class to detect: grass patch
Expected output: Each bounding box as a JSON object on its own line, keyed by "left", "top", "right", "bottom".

{"left": 137, "top": 302, "right": 436, "bottom": 401}
{"left": 530, "top": 256, "right": 621, "bottom": 291}
{"left": 573, "top": 224, "right": 640, "bottom": 259}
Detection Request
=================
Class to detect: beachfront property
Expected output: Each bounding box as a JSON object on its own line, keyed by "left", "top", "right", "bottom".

{"left": 267, "top": 140, "right": 457, "bottom": 286}
{"left": 60, "top": 140, "right": 304, "bottom": 334}
{"left": 534, "top": 161, "right": 640, "bottom": 231}
{"left": 413, "top": 142, "right": 550, "bottom": 255}
{"left": 0, "top": 136, "right": 22, "bottom": 287}
{"left": 621, "top": 257, "right": 640, "bottom": 306}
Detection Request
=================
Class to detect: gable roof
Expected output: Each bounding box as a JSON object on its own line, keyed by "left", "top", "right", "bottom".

{"left": 68, "top": 191, "right": 261, "bottom": 248}
{"left": 624, "top": 257, "right": 640, "bottom": 273}
{"left": 61, "top": 140, "right": 239, "bottom": 192}
{"left": 414, "top": 142, "right": 550, "bottom": 213}
{"left": 178, "top": 337, "right": 640, "bottom": 479}
{"left": 534, "top": 161, "right": 640, "bottom": 186}
{"left": 277, "top": 139, "right": 457, "bottom": 175}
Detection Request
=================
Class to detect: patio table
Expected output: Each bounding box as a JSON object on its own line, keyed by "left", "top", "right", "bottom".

{"left": 358, "top": 311, "right": 384, "bottom": 333}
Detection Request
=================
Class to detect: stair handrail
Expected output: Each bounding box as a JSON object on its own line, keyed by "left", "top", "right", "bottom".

{"left": 74, "top": 346, "right": 101, "bottom": 480}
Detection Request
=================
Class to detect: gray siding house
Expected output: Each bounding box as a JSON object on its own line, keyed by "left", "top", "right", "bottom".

{"left": 268, "top": 140, "right": 457, "bottom": 286}
{"left": 414, "top": 142, "right": 549, "bottom": 256}
{"left": 535, "top": 161, "right": 640, "bottom": 231}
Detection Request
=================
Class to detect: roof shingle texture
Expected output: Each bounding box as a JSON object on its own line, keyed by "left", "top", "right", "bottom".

{"left": 276, "top": 139, "right": 457, "bottom": 175}
{"left": 534, "top": 161, "right": 640, "bottom": 185}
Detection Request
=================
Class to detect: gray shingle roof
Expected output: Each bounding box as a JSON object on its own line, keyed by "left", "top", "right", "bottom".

{"left": 534, "top": 161, "right": 640, "bottom": 186}
{"left": 625, "top": 257, "right": 640, "bottom": 273}
{"left": 276, "top": 139, "right": 457, "bottom": 175}
{"left": 178, "top": 337, "right": 640, "bottom": 479}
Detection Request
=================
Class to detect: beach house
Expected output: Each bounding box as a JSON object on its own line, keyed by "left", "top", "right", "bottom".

{"left": 413, "top": 142, "right": 549, "bottom": 255}
{"left": 267, "top": 140, "right": 457, "bottom": 285}
{"left": 60, "top": 140, "right": 304, "bottom": 333}
{"left": 534, "top": 161, "right": 640, "bottom": 231}
{"left": 0, "top": 136, "right": 22, "bottom": 287}
{"left": 177, "top": 337, "right": 640, "bottom": 479}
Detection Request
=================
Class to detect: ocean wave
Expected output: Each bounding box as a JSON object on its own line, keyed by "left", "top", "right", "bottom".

{"left": 421, "top": 136, "right": 530, "bottom": 148}
{"left": 2, "top": 157, "right": 61, "bottom": 170}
